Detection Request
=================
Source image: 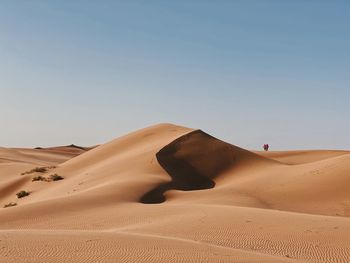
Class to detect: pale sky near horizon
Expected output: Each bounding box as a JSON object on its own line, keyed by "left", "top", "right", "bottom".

{"left": 1, "top": 1, "right": 349, "bottom": 150}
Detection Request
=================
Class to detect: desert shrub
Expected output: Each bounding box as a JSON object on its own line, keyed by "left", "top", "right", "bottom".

{"left": 33, "top": 167, "right": 47, "bottom": 172}
{"left": 3, "top": 202, "right": 17, "bottom": 208}
{"left": 50, "top": 174, "right": 64, "bottom": 181}
{"left": 16, "top": 190, "right": 30, "bottom": 198}
{"left": 31, "top": 173, "right": 63, "bottom": 182}
{"left": 32, "top": 175, "right": 46, "bottom": 182}
{"left": 21, "top": 167, "right": 47, "bottom": 175}
{"left": 21, "top": 166, "right": 56, "bottom": 175}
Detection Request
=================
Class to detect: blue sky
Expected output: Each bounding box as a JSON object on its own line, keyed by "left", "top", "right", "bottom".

{"left": 1, "top": 1, "right": 349, "bottom": 150}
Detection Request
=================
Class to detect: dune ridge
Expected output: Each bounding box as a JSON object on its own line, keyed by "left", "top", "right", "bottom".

{"left": 141, "top": 129, "right": 273, "bottom": 204}
{"left": 0, "top": 123, "right": 350, "bottom": 262}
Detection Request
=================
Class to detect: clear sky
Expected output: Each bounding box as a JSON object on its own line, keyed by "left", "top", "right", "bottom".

{"left": 1, "top": 1, "right": 349, "bottom": 150}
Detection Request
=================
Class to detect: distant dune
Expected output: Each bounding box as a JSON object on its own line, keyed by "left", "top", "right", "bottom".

{"left": 0, "top": 123, "right": 350, "bottom": 262}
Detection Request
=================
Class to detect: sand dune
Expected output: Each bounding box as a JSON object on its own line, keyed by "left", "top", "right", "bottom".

{"left": 256, "top": 150, "right": 350, "bottom": 165}
{"left": 0, "top": 123, "right": 349, "bottom": 262}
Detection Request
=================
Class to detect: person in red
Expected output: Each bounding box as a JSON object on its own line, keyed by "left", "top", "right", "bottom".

{"left": 263, "top": 144, "right": 269, "bottom": 151}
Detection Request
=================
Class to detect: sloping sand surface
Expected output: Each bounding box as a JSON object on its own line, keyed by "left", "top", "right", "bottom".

{"left": 256, "top": 150, "right": 350, "bottom": 165}
{"left": 0, "top": 123, "right": 349, "bottom": 262}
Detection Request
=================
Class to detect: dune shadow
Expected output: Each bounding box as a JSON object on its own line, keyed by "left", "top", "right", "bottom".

{"left": 140, "top": 155, "right": 215, "bottom": 203}
{"left": 140, "top": 130, "right": 236, "bottom": 204}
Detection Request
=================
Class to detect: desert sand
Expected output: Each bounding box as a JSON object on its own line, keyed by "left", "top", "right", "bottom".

{"left": 0, "top": 123, "right": 350, "bottom": 262}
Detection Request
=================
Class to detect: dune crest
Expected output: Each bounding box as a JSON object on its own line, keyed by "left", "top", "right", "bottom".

{"left": 141, "top": 129, "right": 272, "bottom": 204}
